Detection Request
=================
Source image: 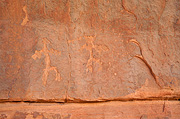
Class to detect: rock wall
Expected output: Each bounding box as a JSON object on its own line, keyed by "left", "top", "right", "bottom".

{"left": 0, "top": 0, "right": 180, "bottom": 118}
{"left": 0, "top": 101, "right": 180, "bottom": 119}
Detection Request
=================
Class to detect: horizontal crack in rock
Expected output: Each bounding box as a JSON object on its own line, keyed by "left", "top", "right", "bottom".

{"left": 0, "top": 97, "right": 180, "bottom": 103}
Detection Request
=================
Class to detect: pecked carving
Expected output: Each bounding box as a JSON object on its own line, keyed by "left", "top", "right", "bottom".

{"left": 69, "top": 35, "right": 109, "bottom": 73}
{"left": 32, "top": 38, "right": 61, "bottom": 85}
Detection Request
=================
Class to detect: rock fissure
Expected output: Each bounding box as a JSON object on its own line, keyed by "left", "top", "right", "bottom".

{"left": 65, "top": 27, "right": 72, "bottom": 102}
{"left": 163, "top": 101, "right": 166, "bottom": 112}
{"left": 129, "top": 39, "right": 162, "bottom": 88}
{"left": 121, "top": 0, "right": 138, "bottom": 21}
{"left": 1, "top": 96, "right": 180, "bottom": 103}
{"left": 7, "top": 68, "right": 20, "bottom": 99}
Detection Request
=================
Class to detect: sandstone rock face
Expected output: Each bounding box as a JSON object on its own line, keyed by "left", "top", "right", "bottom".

{"left": 0, "top": 0, "right": 180, "bottom": 102}
{"left": 0, "top": 101, "right": 180, "bottom": 119}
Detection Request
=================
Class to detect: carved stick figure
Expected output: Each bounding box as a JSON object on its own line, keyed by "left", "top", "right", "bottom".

{"left": 80, "top": 36, "right": 109, "bottom": 72}
{"left": 32, "top": 38, "right": 61, "bottom": 85}
{"left": 68, "top": 36, "right": 108, "bottom": 72}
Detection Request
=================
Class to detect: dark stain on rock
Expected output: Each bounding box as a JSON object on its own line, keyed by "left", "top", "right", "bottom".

{"left": 63, "top": 114, "right": 71, "bottom": 119}
{"left": 140, "top": 114, "right": 148, "bottom": 119}
{"left": 52, "top": 114, "right": 61, "bottom": 119}
{"left": 12, "top": 111, "right": 27, "bottom": 119}
{"left": 32, "top": 111, "right": 41, "bottom": 118}
{"left": 0, "top": 114, "right": 7, "bottom": 119}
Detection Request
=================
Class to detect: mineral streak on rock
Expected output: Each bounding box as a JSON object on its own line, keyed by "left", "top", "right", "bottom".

{"left": 32, "top": 38, "right": 61, "bottom": 85}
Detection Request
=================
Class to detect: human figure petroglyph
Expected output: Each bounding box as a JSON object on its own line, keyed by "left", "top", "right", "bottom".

{"left": 81, "top": 36, "right": 101, "bottom": 72}
{"left": 69, "top": 35, "right": 109, "bottom": 73}
{"left": 32, "top": 38, "right": 61, "bottom": 85}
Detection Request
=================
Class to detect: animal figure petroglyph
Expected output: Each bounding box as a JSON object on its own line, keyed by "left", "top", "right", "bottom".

{"left": 32, "top": 38, "right": 61, "bottom": 85}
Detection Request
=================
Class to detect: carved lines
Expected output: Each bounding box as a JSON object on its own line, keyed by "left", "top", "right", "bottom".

{"left": 81, "top": 36, "right": 100, "bottom": 72}
{"left": 69, "top": 35, "right": 109, "bottom": 73}
{"left": 32, "top": 38, "right": 61, "bottom": 85}
{"left": 21, "top": 6, "right": 29, "bottom": 26}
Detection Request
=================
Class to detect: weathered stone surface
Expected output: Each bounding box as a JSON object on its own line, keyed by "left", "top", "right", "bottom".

{"left": 0, "top": 0, "right": 180, "bottom": 101}
{"left": 0, "top": 101, "right": 180, "bottom": 119}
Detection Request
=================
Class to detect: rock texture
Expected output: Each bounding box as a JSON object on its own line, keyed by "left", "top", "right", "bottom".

{"left": 1, "top": 0, "right": 180, "bottom": 118}
{"left": 0, "top": 0, "right": 180, "bottom": 102}
{"left": 0, "top": 101, "right": 180, "bottom": 119}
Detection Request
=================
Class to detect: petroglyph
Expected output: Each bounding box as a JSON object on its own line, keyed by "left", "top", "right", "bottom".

{"left": 21, "top": 6, "right": 29, "bottom": 26}
{"left": 81, "top": 36, "right": 100, "bottom": 72}
{"left": 129, "top": 39, "right": 162, "bottom": 88}
{"left": 32, "top": 38, "right": 61, "bottom": 85}
{"left": 69, "top": 36, "right": 109, "bottom": 73}
{"left": 71, "top": 36, "right": 109, "bottom": 72}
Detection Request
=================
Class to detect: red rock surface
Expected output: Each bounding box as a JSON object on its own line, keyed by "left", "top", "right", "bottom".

{"left": 1, "top": 0, "right": 180, "bottom": 118}
{"left": 0, "top": 0, "right": 180, "bottom": 102}
{"left": 0, "top": 101, "right": 180, "bottom": 119}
